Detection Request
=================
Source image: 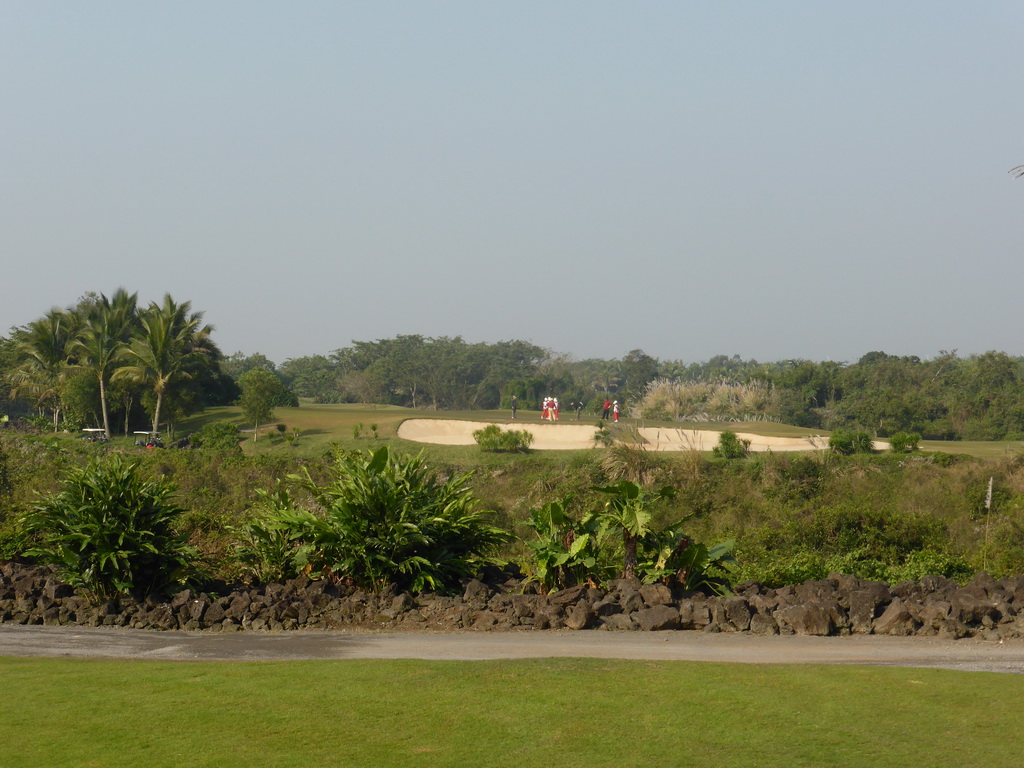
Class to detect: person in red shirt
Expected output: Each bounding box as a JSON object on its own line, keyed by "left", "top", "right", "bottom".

{"left": 602, "top": 399, "right": 612, "bottom": 420}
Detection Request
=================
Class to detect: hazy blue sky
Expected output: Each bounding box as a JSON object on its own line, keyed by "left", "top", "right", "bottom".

{"left": 3, "top": 3, "right": 1022, "bottom": 365}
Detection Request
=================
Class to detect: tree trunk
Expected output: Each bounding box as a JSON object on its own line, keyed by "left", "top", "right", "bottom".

{"left": 123, "top": 395, "right": 133, "bottom": 437}
{"left": 152, "top": 390, "right": 163, "bottom": 435}
{"left": 99, "top": 377, "right": 111, "bottom": 439}
{"left": 623, "top": 531, "right": 637, "bottom": 580}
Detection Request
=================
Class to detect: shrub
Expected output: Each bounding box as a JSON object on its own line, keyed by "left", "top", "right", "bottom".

{"left": 829, "top": 428, "right": 874, "bottom": 455}
{"left": 888, "top": 431, "right": 920, "bottom": 454}
{"left": 712, "top": 431, "right": 751, "bottom": 459}
{"left": 235, "top": 481, "right": 303, "bottom": 584}
{"left": 640, "top": 525, "right": 736, "bottom": 595}
{"left": 20, "top": 456, "right": 198, "bottom": 600}
{"left": 883, "top": 549, "right": 973, "bottom": 584}
{"left": 522, "top": 497, "right": 603, "bottom": 592}
{"left": 593, "top": 423, "right": 614, "bottom": 447}
{"left": 254, "top": 446, "right": 509, "bottom": 593}
{"left": 473, "top": 424, "right": 534, "bottom": 453}
{"left": 191, "top": 422, "right": 242, "bottom": 452}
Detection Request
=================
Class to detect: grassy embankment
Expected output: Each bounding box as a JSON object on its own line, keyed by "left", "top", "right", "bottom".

{"left": 1, "top": 656, "right": 1018, "bottom": 768}
{"left": 6, "top": 403, "right": 1024, "bottom": 582}
{"left": 176, "top": 402, "right": 1024, "bottom": 460}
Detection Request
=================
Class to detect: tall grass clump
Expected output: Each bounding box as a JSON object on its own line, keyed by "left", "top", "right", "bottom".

{"left": 634, "top": 378, "right": 781, "bottom": 422}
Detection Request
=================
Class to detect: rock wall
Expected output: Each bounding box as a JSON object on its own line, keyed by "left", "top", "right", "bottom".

{"left": 3, "top": 561, "right": 1024, "bottom": 640}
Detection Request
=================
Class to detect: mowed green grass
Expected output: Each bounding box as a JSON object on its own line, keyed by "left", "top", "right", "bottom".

{"left": 0, "top": 656, "right": 1017, "bottom": 768}
{"left": 174, "top": 403, "right": 1024, "bottom": 460}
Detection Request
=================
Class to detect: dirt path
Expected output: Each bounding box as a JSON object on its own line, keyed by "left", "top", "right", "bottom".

{"left": 3, "top": 626, "right": 1023, "bottom": 673}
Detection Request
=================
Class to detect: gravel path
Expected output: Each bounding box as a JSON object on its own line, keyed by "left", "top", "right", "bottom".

{"left": 3, "top": 625, "right": 1024, "bottom": 673}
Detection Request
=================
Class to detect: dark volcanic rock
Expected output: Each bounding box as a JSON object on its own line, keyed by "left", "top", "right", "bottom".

{"left": 775, "top": 602, "right": 835, "bottom": 636}
{"left": 873, "top": 597, "right": 918, "bottom": 636}
{"left": 634, "top": 605, "right": 680, "bottom": 631}
{"left": 0, "top": 561, "right": 1017, "bottom": 641}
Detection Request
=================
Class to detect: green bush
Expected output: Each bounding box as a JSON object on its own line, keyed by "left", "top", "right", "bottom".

{"left": 712, "top": 431, "right": 750, "bottom": 459}
{"left": 733, "top": 547, "right": 828, "bottom": 587}
{"left": 888, "top": 431, "right": 920, "bottom": 454}
{"left": 473, "top": 424, "right": 534, "bottom": 453}
{"left": 885, "top": 549, "right": 973, "bottom": 583}
{"left": 829, "top": 428, "right": 874, "bottom": 455}
{"left": 191, "top": 422, "right": 242, "bottom": 452}
{"left": 522, "top": 497, "right": 603, "bottom": 592}
{"left": 20, "top": 456, "right": 199, "bottom": 600}
{"left": 640, "top": 525, "right": 736, "bottom": 595}
{"left": 234, "top": 482, "right": 302, "bottom": 584}
{"left": 252, "top": 446, "right": 509, "bottom": 593}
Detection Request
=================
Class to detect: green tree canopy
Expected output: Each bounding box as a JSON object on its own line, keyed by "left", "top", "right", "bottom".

{"left": 238, "top": 368, "right": 290, "bottom": 440}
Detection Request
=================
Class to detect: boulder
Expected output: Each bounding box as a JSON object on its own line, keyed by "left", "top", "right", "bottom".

{"left": 616, "top": 588, "right": 645, "bottom": 615}
{"left": 462, "top": 579, "right": 493, "bottom": 606}
{"left": 721, "top": 596, "right": 752, "bottom": 632}
{"left": 565, "top": 603, "right": 594, "bottom": 631}
{"left": 678, "top": 599, "right": 711, "bottom": 630}
{"left": 532, "top": 606, "right": 565, "bottom": 630}
{"left": 950, "top": 591, "right": 1001, "bottom": 626}
{"left": 873, "top": 597, "right": 918, "bottom": 636}
{"left": 634, "top": 604, "right": 680, "bottom": 631}
{"left": 510, "top": 594, "right": 539, "bottom": 620}
{"left": 795, "top": 579, "right": 838, "bottom": 604}
{"left": 639, "top": 584, "right": 673, "bottom": 607}
{"left": 749, "top": 613, "right": 780, "bottom": 636}
{"left": 848, "top": 583, "right": 892, "bottom": 634}
{"left": 547, "top": 584, "right": 589, "bottom": 607}
{"left": 42, "top": 578, "right": 75, "bottom": 601}
{"left": 600, "top": 613, "right": 636, "bottom": 631}
{"left": 225, "top": 594, "right": 251, "bottom": 620}
{"left": 391, "top": 593, "right": 415, "bottom": 613}
{"left": 204, "top": 600, "right": 228, "bottom": 626}
{"left": 592, "top": 596, "right": 623, "bottom": 618}
{"left": 774, "top": 602, "right": 834, "bottom": 636}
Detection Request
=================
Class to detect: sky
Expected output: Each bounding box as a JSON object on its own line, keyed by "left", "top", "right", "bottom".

{"left": 2, "top": 3, "right": 1022, "bottom": 366}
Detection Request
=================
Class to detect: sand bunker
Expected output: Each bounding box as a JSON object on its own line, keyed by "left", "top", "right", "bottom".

{"left": 397, "top": 419, "right": 888, "bottom": 452}
{"left": 397, "top": 419, "right": 600, "bottom": 450}
{"left": 636, "top": 427, "right": 831, "bottom": 452}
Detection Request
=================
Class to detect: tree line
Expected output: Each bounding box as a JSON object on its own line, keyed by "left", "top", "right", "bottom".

{"left": 0, "top": 290, "right": 235, "bottom": 438}
{"left": 4, "top": 293, "right": 1024, "bottom": 441}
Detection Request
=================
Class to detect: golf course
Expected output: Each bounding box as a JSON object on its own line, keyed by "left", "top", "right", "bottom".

{"left": 4, "top": 404, "right": 1024, "bottom": 767}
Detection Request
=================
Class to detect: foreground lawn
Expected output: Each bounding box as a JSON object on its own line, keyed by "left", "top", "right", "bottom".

{"left": 1, "top": 657, "right": 1017, "bottom": 767}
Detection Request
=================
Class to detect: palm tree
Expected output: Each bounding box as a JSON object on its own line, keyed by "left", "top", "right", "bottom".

{"left": 114, "top": 294, "right": 214, "bottom": 435}
{"left": 9, "top": 309, "right": 79, "bottom": 430}
{"left": 72, "top": 289, "right": 138, "bottom": 438}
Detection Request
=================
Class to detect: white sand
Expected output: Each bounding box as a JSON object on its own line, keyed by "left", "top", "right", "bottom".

{"left": 397, "top": 419, "right": 889, "bottom": 452}
{"left": 397, "top": 419, "right": 601, "bottom": 450}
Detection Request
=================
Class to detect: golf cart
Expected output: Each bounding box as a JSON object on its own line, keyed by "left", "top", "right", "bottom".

{"left": 82, "top": 428, "right": 108, "bottom": 444}
{"left": 134, "top": 431, "right": 164, "bottom": 449}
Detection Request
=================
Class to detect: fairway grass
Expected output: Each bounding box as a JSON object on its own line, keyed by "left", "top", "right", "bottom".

{"left": 1, "top": 656, "right": 1017, "bottom": 768}
{"left": 171, "top": 404, "right": 1024, "bottom": 461}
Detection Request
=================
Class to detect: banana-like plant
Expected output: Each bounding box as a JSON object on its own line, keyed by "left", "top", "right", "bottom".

{"left": 640, "top": 520, "right": 736, "bottom": 595}
{"left": 593, "top": 480, "right": 676, "bottom": 580}
{"left": 523, "top": 497, "right": 603, "bottom": 592}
